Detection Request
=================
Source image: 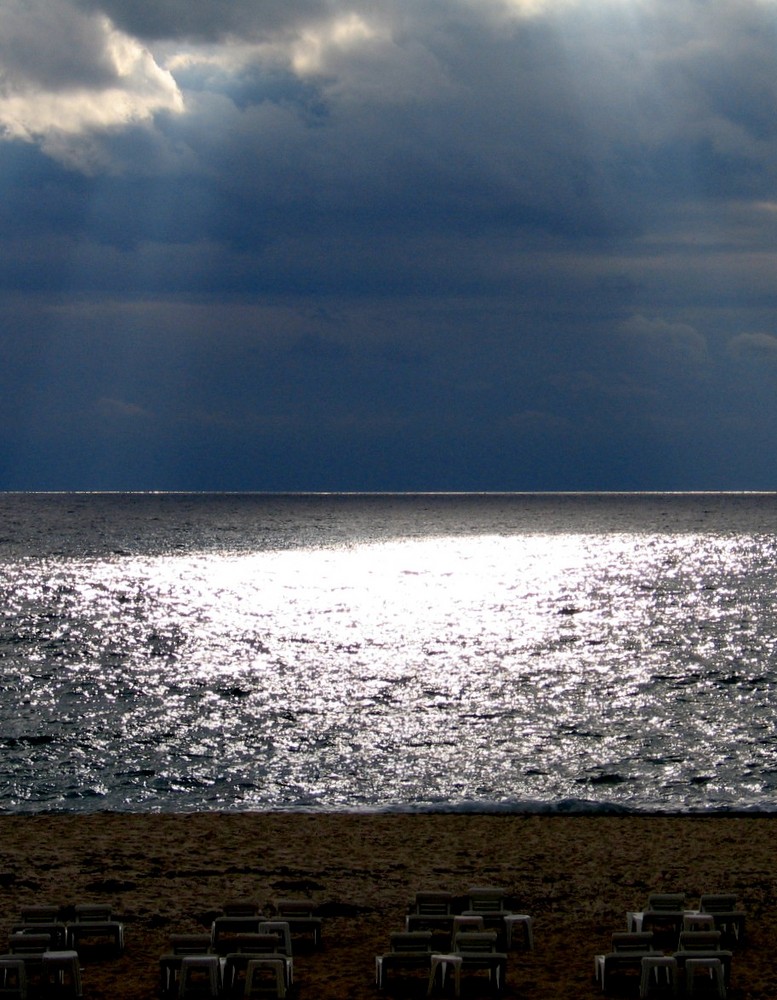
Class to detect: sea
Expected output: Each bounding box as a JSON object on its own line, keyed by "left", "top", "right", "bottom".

{"left": 1, "top": 491, "right": 777, "bottom": 816}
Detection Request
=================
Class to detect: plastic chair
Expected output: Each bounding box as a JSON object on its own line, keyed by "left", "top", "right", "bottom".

{"left": 677, "top": 931, "right": 722, "bottom": 953}
{"left": 211, "top": 916, "right": 264, "bottom": 955}
{"left": 699, "top": 895, "right": 746, "bottom": 945}
{"left": 452, "top": 916, "right": 484, "bottom": 934}
{"left": 274, "top": 900, "right": 322, "bottom": 948}
{"left": 41, "top": 951, "right": 83, "bottom": 998}
{"left": 685, "top": 957, "right": 726, "bottom": 998}
{"left": 648, "top": 894, "right": 686, "bottom": 912}
{"left": 413, "top": 892, "right": 453, "bottom": 916}
{"left": 638, "top": 910, "right": 685, "bottom": 946}
{"left": 160, "top": 955, "right": 184, "bottom": 998}
{"left": 257, "top": 923, "right": 293, "bottom": 983}
{"left": 628, "top": 894, "right": 686, "bottom": 932}
{"left": 257, "top": 923, "right": 292, "bottom": 957}
{"left": 170, "top": 935, "right": 213, "bottom": 955}
{"left": 67, "top": 904, "right": 124, "bottom": 955}
{"left": 223, "top": 948, "right": 291, "bottom": 997}
{"left": 244, "top": 958, "right": 286, "bottom": 999}
{"left": 674, "top": 934, "right": 732, "bottom": 990}
{"left": 11, "top": 924, "right": 67, "bottom": 950}
{"left": 406, "top": 892, "right": 456, "bottom": 934}
{"left": 453, "top": 931, "right": 500, "bottom": 949}
{"left": 160, "top": 935, "right": 214, "bottom": 997}
{"left": 464, "top": 887, "right": 508, "bottom": 916}
{"left": 8, "top": 935, "right": 51, "bottom": 956}
{"left": 595, "top": 933, "right": 657, "bottom": 992}
{"left": 462, "top": 887, "right": 513, "bottom": 944}
{"left": 19, "top": 907, "right": 60, "bottom": 925}
{"left": 238, "top": 938, "right": 291, "bottom": 988}
{"left": 683, "top": 913, "right": 715, "bottom": 932}
{"left": 225, "top": 933, "right": 292, "bottom": 988}
{"left": 6, "top": 937, "right": 49, "bottom": 994}
{"left": 222, "top": 953, "right": 254, "bottom": 997}
{"left": 453, "top": 931, "right": 508, "bottom": 991}
{"left": 376, "top": 931, "right": 433, "bottom": 988}
{"left": 639, "top": 955, "right": 678, "bottom": 998}
{"left": 0, "top": 957, "right": 27, "bottom": 1000}
{"left": 612, "top": 933, "right": 657, "bottom": 953}
{"left": 178, "top": 955, "right": 221, "bottom": 999}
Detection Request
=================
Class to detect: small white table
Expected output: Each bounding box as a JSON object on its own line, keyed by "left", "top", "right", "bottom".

{"left": 504, "top": 914, "right": 534, "bottom": 950}
{"left": 428, "top": 953, "right": 463, "bottom": 997}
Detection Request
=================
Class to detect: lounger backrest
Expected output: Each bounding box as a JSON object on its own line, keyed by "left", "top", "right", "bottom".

{"left": 454, "top": 931, "right": 498, "bottom": 953}
{"left": 611, "top": 933, "right": 654, "bottom": 953}
{"left": 389, "top": 932, "right": 433, "bottom": 953}
{"left": 467, "top": 887, "right": 507, "bottom": 913}
{"left": 234, "top": 933, "right": 283, "bottom": 954}
{"left": 414, "top": 891, "right": 453, "bottom": 915}
{"left": 9, "top": 933, "right": 51, "bottom": 954}
{"left": 258, "top": 922, "right": 293, "bottom": 956}
{"left": 678, "top": 931, "right": 722, "bottom": 952}
{"left": 647, "top": 893, "right": 685, "bottom": 912}
{"left": 699, "top": 895, "right": 738, "bottom": 913}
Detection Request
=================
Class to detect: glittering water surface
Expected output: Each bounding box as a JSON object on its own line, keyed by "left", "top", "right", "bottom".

{"left": 2, "top": 492, "right": 777, "bottom": 813}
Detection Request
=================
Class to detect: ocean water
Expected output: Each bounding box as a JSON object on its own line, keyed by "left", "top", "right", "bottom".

{"left": 1, "top": 491, "right": 777, "bottom": 815}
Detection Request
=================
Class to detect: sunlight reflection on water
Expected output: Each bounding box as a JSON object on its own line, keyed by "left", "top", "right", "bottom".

{"left": 2, "top": 517, "right": 777, "bottom": 813}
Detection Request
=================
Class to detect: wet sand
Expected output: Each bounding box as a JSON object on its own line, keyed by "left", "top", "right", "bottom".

{"left": 0, "top": 812, "right": 775, "bottom": 999}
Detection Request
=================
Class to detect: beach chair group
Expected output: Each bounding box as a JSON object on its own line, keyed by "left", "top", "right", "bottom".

{"left": 376, "top": 886, "right": 533, "bottom": 996}
{"left": 161, "top": 898, "right": 322, "bottom": 999}
{"left": 0, "top": 902, "right": 125, "bottom": 999}
{"left": 595, "top": 892, "right": 746, "bottom": 998}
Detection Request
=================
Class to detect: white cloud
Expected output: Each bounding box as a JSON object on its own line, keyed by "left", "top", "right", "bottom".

{"left": 0, "top": 0, "right": 183, "bottom": 169}
{"left": 484, "top": 0, "right": 581, "bottom": 19}
{"left": 290, "top": 12, "right": 378, "bottom": 76}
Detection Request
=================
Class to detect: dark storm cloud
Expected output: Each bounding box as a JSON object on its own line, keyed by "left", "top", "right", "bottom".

{"left": 3, "top": 0, "right": 777, "bottom": 489}
{"left": 72, "top": 0, "right": 335, "bottom": 42}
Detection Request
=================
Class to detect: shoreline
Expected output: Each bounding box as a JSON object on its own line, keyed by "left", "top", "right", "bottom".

{"left": 0, "top": 813, "right": 774, "bottom": 999}
{"left": 4, "top": 804, "right": 777, "bottom": 817}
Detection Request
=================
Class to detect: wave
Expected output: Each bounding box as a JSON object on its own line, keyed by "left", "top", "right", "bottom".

{"left": 5, "top": 796, "right": 777, "bottom": 816}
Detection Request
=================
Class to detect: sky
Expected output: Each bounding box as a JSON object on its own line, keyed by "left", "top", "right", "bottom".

{"left": 3, "top": 0, "right": 777, "bottom": 491}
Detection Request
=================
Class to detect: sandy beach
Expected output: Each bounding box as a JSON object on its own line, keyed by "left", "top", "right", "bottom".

{"left": 0, "top": 812, "right": 774, "bottom": 999}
